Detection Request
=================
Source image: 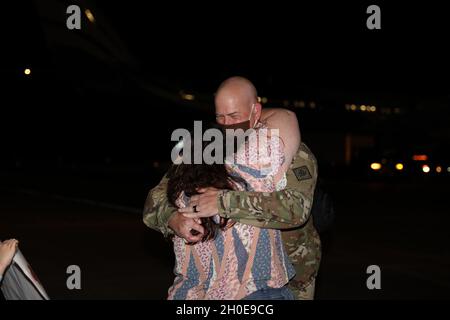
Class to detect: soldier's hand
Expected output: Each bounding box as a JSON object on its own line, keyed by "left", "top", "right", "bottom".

{"left": 179, "top": 187, "right": 220, "bottom": 219}
{"left": 168, "top": 212, "right": 205, "bottom": 243}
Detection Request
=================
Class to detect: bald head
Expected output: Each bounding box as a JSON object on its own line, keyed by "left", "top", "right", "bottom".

{"left": 214, "top": 77, "right": 261, "bottom": 126}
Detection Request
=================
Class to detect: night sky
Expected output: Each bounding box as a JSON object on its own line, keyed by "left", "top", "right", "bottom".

{"left": 93, "top": 2, "right": 450, "bottom": 96}
{"left": 1, "top": 1, "right": 449, "bottom": 166}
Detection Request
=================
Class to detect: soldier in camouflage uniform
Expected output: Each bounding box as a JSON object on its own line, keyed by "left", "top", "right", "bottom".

{"left": 143, "top": 141, "right": 321, "bottom": 300}
{"left": 144, "top": 76, "right": 321, "bottom": 299}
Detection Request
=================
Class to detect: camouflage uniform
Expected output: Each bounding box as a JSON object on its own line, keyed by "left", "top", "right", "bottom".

{"left": 143, "top": 142, "right": 322, "bottom": 300}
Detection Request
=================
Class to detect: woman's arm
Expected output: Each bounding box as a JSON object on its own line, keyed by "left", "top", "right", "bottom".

{"left": 261, "top": 108, "right": 301, "bottom": 174}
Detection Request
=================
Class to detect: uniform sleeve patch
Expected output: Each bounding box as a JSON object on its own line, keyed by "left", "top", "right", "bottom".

{"left": 292, "top": 165, "right": 312, "bottom": 181}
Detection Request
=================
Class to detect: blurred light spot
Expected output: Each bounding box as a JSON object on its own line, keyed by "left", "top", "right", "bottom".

{"left": 370, "top": 106, "right": 377, "bottom": 112}
{"left": 350, "top": 104, "right": 357, "bottom": 111}
{"left": 180, "top": 91, "right": 195, "bottom": 101}
{"left": 436, "top": 166, "right": 442, "bottom": 173}
{"left": 447, "top": 167, "right": 450, "bottom": 173}
{"left": 283, "top": 100, "right": 290, "bottom": 107}
{"left": 345, "top": 104, "right": 351, "bottom": 110}
{"left": 294, "top": 101, "right": 305, "bottom": 108}
{"left": 85, "top": 9, "right": 95, "bottom": 23}
{"left": 395, "top": 163, "right": 404, "bottom": 171}
{"left": 422, "top": 165, "right": 430, "bottom": 173}
{"left": 394, "top": 108, "right": 401, "bottom": 114}
{"left": 261, "top": 97, "right": 268, "bottom": 104}
{"left": 413, "top": 155, "right": 428, "bottom": 161}
{"left": 24, "top": 68, "right": 31, "bottom": 76}
{"left": 370, "top": 163, "right": 382, "bottom": 171}
{"left": 309, "top": 102, "right": 316, "bottom": 109}
{"left": 381, "top": 108, "right": 392, "bottom": 115}
{"left": 360, "top": 105, "right": 367, "bottom": 111}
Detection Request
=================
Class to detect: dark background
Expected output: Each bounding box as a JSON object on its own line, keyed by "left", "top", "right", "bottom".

{"left": 0, "top": 1, "right": 449, "bottom": 299}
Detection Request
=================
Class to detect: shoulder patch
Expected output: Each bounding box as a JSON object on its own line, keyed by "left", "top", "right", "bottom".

{"left": 292, "top": 165, "right": 312, "bottom": 181}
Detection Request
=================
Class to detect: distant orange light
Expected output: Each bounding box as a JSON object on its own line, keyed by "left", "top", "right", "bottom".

{"left": 436, "top": 166, "right": 442, "bottom": 173}
{"left": 413, "top": 155, "right": 428, "bottom": 161}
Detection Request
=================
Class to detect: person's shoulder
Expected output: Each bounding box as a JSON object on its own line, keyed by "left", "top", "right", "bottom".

{"left": 299, "top": 142, "right": 316, "bottom": 160}
{"left": 274, "top": 107, "right": 297, "bottom": 115}
{"left": 290, "top": 142, "right": 317, "bottom": 167}
{"left": 262, "top": 108, "right": 298, "bottom": 123}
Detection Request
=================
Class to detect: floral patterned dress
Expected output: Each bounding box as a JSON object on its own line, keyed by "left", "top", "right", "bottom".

{"left": 168, "top": 124, "right": 295, "bottom": 300}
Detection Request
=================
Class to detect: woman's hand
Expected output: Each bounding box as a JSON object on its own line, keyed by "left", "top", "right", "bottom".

{"left": 168, "top": 213, "right": 205, "bottom": 243}
{"left": 0, "top": 239, "right": 19, "bottom": 275}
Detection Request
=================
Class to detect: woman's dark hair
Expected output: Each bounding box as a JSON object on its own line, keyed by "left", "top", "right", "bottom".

{"left": 167, "top": 126, "right": 245, "bottom": 242}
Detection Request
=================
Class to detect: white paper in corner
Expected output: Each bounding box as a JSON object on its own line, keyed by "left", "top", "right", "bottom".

{"left": 4, "top": 249, "right": 51, "bottom": 300}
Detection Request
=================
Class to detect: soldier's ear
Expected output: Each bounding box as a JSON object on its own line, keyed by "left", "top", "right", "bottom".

{"left": 254, "top": 103, "right": 263, "bottom": 120}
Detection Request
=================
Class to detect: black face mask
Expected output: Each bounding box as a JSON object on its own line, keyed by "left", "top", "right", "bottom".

{"left": 218, "top": 120, "right": 251, "bottom": 132}
{"left": 218, "top": 104, "right": 256, "bottom": 157}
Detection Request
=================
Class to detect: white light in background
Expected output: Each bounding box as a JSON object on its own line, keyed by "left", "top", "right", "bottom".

{"left": 370, "top": 163, "right": 382, "bottom": 171}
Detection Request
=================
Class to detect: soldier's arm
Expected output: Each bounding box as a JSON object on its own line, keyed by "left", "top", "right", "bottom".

{"left": 218, "top": 143, "right": 318, "bottom": 229}
{"left": 142, "top": 174, "right": 177, "bottom": 237}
